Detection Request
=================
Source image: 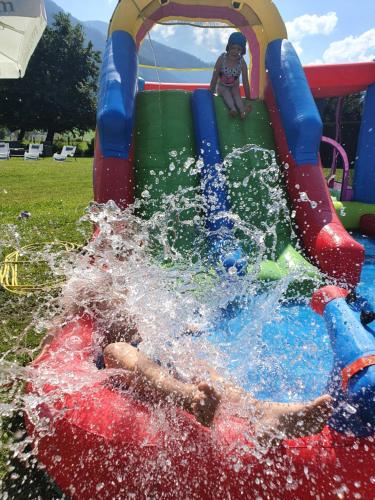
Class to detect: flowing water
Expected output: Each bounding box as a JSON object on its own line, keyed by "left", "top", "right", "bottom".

{"left": 0, "top": 148, "right": 374, "bottom": 497}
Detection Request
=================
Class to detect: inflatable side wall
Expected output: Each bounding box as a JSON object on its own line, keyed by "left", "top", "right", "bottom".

{"left": 265, "top": 39, "right": 364, "bottom": 287}
{"left": 94, "top": 31, "right": 137, "bottom": 208}
{"left": 354, "top": 82, "right": 375, "bottom": 204}
{"left": 312, "top": 286, "right": 375, "bottom": 437}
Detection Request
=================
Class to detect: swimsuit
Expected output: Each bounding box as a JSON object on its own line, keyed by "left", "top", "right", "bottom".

{"left": 219, "top": 53, "right": 243, "bottom": 87}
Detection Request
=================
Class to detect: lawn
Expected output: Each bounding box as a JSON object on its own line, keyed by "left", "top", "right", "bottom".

{"left": 0, "top": 157, "right": 93, "bottom": 355}
{"left": 0, "top": 157, "right": 93, "bottom": 488}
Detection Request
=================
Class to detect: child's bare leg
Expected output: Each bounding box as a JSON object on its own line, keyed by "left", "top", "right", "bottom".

{"left": 231, "top": 86, "right": 245, "bottom": 115}
{"left": 218, "top": 85, "right": 237, "bottom": 116}
{"left": 199, "top": 364, "right": 332, "bottom": 444}
{"left": 103, "top": 342, "right": 221, "bottom": 426}
{"left": 253, "top": 395, "right": 332, "bottom": 446}
{"left": 231, "top": 87, "right": 251, "bottom": 119}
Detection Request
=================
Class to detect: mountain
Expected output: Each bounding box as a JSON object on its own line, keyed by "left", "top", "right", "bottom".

{"left": 82, "top": 21, "right": 108, "bottom": 39}
{"left": 45, "top": 0, "right": 107, "bottom": 54}
{"left": 44, "top": 0, "right": 212, "bottom": 83}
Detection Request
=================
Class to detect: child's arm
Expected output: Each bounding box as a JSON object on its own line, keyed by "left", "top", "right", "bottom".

{"left": 241, "top": 60, "right": 251, "bottom": 101}
{"left": 209, "top": 56, "right": 222, "bottom": 94}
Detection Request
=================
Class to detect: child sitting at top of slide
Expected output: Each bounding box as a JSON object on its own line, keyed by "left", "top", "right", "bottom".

{"left": 210, "top": 32, "right": 252, "bottom": 119}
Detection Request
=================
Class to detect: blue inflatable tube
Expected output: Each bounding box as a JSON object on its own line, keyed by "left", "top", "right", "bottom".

{"left": 266, "top": 39, "right": 323, "bottom": 166}
{"left": 97, "top": 31, "right": 138, "bottom": 159}
{"left": 191, "top": 89, "right": 247, "bottom": 275}
{"left": 323, "top": 297, "right": 375, "bottom": 436}
{"left": 353, "top": 82, "right": 375, "bottom": 203}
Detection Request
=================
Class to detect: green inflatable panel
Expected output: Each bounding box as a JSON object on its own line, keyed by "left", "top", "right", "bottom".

{"left": 333, "top": 198, "right": 375, "bottom": 229}
{"left": 213, "top": 96, "right": 319, "bottom": 289}
{"left": 134, "top": 91, "right": 199, "bottom": 254}
{"left": 134, "top": 91, "right": 319, "bottom": 293}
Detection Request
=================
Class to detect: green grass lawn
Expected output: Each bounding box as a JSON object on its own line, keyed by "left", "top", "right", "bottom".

{"left": 1, "top": 157, "right": 93, "bottom": 241}
{"left": 0, "top": 157, "right": 93, "bottom": 356}
{"left": 0, "top": 157, "right": 93, "bottom": 486}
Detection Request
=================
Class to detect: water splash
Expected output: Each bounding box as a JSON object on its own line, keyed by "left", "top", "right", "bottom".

{"left": 0, "top": 146, "right": 339, "bottom": 497}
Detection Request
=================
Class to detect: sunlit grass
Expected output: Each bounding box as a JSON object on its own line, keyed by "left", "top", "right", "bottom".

{"left": 0, "top": 157, "right": 93, "bottom": 485}
{"left": 0, "top": 155, "right": 93, "bottom": 349}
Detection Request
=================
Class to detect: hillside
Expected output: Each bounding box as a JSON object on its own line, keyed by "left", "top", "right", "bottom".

{"left": 45, "top": 0, "right": 212, "bottom": 83}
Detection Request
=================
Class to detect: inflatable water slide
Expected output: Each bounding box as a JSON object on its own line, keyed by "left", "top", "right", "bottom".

{"left": 26, "top": 0, "right": 375, "bottom": 497}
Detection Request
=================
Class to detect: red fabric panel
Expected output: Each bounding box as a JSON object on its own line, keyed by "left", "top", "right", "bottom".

{"left": 93, "top": 131, "right": 135, "bottom": 209}
{"left": 25, "top": 319, "right": 375, "bottom": 498}
{"left": 304, "top": 62, "right": 375, "bottom": 98}
{"left": 265, "top": 84, "right": 364, "bottom": 287}
{"left": 360, "top": 214, "right": 375, "bottom": 237}
{"left": 311, "top": 286, "right": 349, "bottom": 315}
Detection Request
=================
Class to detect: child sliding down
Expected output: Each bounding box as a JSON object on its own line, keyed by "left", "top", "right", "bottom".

{"left": 210, "top": 32, "right": 252, "bottom": 119}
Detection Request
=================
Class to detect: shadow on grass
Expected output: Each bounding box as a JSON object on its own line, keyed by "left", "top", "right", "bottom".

{"left": 1, "top": 413, "right": 67, "bottom": 500}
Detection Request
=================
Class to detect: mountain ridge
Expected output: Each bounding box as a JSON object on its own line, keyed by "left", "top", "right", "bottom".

{"left": 45, "top": 0, "right": 212, "bottom": 83}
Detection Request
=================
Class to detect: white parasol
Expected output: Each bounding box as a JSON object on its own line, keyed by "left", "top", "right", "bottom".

{"left": 0, "top": 0, "right": 47, "bottom": 78}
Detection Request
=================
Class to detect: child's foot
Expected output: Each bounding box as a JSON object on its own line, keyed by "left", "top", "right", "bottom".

{"left": 229, "top": 109, "right": 238, "bottom": 117}
{"left": 189, "top": 382, "right": 221, "bottom": 427}
{"left": 240, "top": 105, "right": 252, "bottom": 120}
{"left": 254, "top": 395, "right": 332, "bottom": 447}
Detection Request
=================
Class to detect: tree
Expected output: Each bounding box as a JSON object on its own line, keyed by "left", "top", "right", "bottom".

{"left": 0, "top": 13, "right": 100, "bottom": 142}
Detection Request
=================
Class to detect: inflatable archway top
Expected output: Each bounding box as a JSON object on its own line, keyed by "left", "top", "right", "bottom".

{"left": 109, "top": 0, "right": 287, "bottom": 97}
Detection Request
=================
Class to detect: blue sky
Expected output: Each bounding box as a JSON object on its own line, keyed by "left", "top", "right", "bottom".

{"left": 55, "top": 0, "right": 375, "bottom": 65}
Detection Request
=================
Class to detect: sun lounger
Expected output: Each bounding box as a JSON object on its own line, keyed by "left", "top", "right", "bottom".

{"left": 24, "top": 144, "right": 43, "bottom": 160}
{"left": 53, "top": 146, "right": 77, "bottom": 161}
{"left": 0, "top": 142, "right": 10, "bottom": 160}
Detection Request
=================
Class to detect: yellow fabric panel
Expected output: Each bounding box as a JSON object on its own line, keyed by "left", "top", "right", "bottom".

{"left": 253, "top": 25, "right": 268, "bottom": 98}
{"left": 247, "top": 0, "right": 287, "bottom": 41}
{"left": 109, "top": 0, "right": 287, "bottom": 43}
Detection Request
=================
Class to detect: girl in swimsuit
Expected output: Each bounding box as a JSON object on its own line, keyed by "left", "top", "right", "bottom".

{"left": 210, "top": 32, "right": 252, "bottom": 119}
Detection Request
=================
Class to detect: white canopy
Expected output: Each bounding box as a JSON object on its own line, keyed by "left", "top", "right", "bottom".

{"left": 0, "top": 0, "right": 47, "bottom": 78}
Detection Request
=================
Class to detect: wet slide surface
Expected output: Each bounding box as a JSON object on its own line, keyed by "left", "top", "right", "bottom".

{"left": 134, "top": 90, "right": 317, "bottom": 288}
{"left": 213, "top": 96, "right": 316, "bottom": 283}
{"left": 134, "top": 91, "right": 199, "bottom": 253}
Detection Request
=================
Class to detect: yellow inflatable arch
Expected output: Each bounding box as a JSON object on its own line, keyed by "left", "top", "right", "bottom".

{"left": 108, "top": 0, "right": 287, "bottom": 98}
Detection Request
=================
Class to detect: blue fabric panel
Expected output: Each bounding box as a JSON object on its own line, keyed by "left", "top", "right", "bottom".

{"left": 97, "top": 31, "right": 137, "bottom": 159}
{"left": 324, "top": 298, "right": 375, "bottom": 436}
{"left": 137, "top": 77, "right": 145, "bottom": 92}
{"left": 191, "top": 89, "right": 230, "bottom": 231}
{"left": 191, "top": 89, "right": 247, "bottom": 275}
{"left": 353, "top": 83, "right": 375, "bottom": 203}
{"left": 266, "top": 39, "right": 323, "bottom": 165}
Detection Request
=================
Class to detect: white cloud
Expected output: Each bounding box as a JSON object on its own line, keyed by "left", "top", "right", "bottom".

{"left": 286, "top": 12, "right": 338, "bottom": 57}
{"left": 286, "top": 12, "right": 338, "bottom": 42}
{"left": 151, "top": 24, "right": 176, "bottom": 39}
{"left": 193, "top": 25, "right": 232, "bottom": 56}
{"left": 320, "top": 29, "right": 375, "bottom": 63}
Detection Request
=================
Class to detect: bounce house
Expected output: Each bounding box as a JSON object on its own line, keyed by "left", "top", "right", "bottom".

{"left": 26, "top": 0, "right": 375, "bottom": 497}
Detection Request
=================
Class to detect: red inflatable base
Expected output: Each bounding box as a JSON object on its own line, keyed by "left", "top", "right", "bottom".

{"left": 25, "top": 318, "right": 375, "bottom": 499}
{"left": 360, "top": 214, "right": 375, "bottom": 237}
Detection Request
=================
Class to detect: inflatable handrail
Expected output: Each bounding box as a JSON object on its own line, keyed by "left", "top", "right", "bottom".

{"left": 97, "top": 31, "right": 137, "bottom": 160}
{"left": 311, "top": 286, "right": 375, "bottom": 436}
{"left": 353, "top": 82, "right": 375, "bottom": 204}
{"left": 265, "top": 39, "right": 322, "bottom": 166}
{"left": 321, "top": 136, "right": 352, "bottom": 202}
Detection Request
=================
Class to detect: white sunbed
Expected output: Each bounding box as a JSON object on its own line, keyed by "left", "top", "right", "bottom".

{"left": 53, "top": 146, "right": 77, "bottom": 161}
{"left": 24, "top": 143, "right": 43, "bottom": 160}
{"left": 0, "top": 142, "right": 10, "bottom": 160}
